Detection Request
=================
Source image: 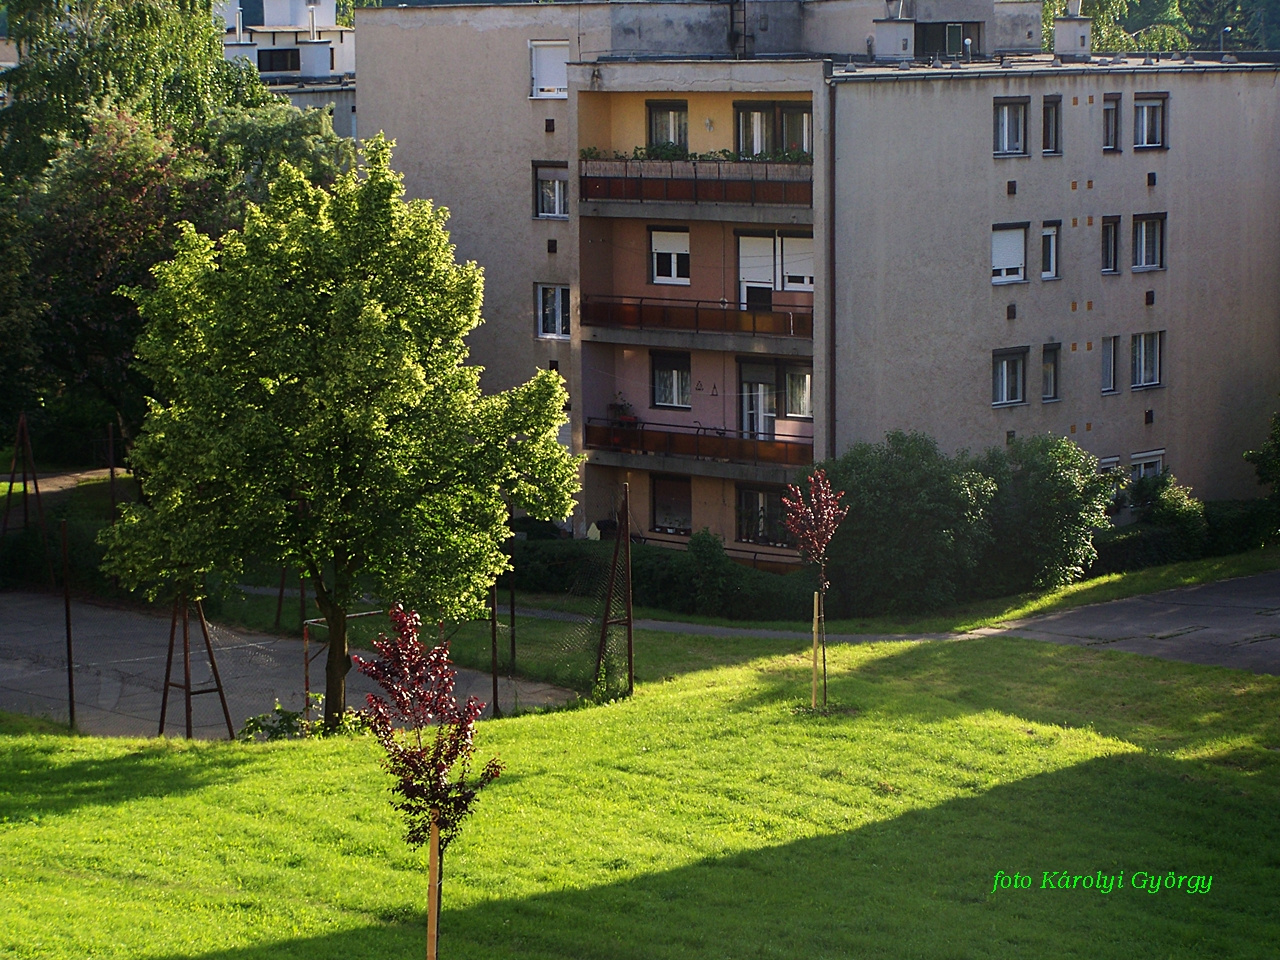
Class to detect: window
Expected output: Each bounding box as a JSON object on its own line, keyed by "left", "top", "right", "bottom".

{"left": 1041, "top": 222, "right": 1060, "bottom": 279}
{"left": 1134, "top": 98, "right": 1165, "bottom": 148}
{"left": 1101, "top": 216, "right": 1121, "bottom": 273}
{"left": 785, "top": 369, "right": 813, "bottom": 418}
{"left": 1042, "top": 96, "right": 1061, "bottom": 154}
{"left": 1098, "top": 456, "right": 1121, "bottom": 474}
{"left": 258, "top": 48, "right": 300, "bottom": 72}
{"left": 992, "top": 348, "right": 1028, "bottom": 406}
{"left": 993, "top": 99, "right": 1028, "bottom": 156}
{"left": 1101, "top": 336, "right": 1119, "bottom": 392}
{"left": 1131, "top": 332, "right": 1162, "bottom": 388}
{"left": 652, "top": 475, "right": 692, "bottom": 536}
{"left": 651, "top": 230, "right": 690, "bottom": 285}
{"left": 652, "top": 352, "right": 691, "bottom": 408}
{"left": 740, "top": 361, "right": 777, "bottom": 438}
{"left": 1042, "top": 343, "right": 1060, "bottom": 401}
{"left": 1103, "top": 94, "right": 1120, "bottom": 151}
{"left": 1133, "top": 214, "right": 1166, "bottom": 270}
{"left": 537, "top": 285, "right": 570, "bottom": 338}
{"left": 736, "top": 487, "right": 790, "bottom": 547}
{"left": 535, "top": 164, "right": 568, "bottom": 218}
{"left": 1130, "top": 451, "right": 1164, "bottom": 480}
{"left": 530, "top": 41, "right": 569, "bottom": 98}
{"left": 992, "top": 225, "right": 1027, "bottom": 283}
{"left": 781, "top": 235, "right": 815, "bottom": 291}
{"left": 647, "top": 101, "right": 688, "bottom": 151}
{"left": 734, "top": 102, "right": 812, "bottom": 158}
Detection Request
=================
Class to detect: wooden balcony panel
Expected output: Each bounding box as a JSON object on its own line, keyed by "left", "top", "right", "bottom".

{"left": 785, "top": 181, "right": 813, "bottom": 205}
{"left": 584, "top": 419, "right": 813, "bottom": 468}
{"left": 666, "top": 179, "right": 696, "bottom": 201}
{"left": 695, "top": 179, "right": 726, "bottom": 202}
{"left": 723, "top": 180, "right": 754, "bottom": 204}
{"left": 581, "top": 296, "right": 813, "bottom": 340}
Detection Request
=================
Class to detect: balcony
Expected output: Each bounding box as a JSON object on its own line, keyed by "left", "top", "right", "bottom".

{"left": 584, "top": 418, "right": 813, "bottom": 468}
{"left": 582, "top": 296, "right": 812, "bottom": 340}
{"left": 580, "top": 159, "right": 813, "bottom": 211}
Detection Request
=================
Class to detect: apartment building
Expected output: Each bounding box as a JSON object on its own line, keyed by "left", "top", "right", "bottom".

{"left": 358, "top": 1, "right": 1280, "bottom": 562}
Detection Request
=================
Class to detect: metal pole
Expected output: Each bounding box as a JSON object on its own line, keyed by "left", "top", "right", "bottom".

{"left": 182, "top": 597, "right": 193, "bottom": 740}
{"left": 623, "top": 483, "right": 634, "bottom": 696}
{"left": 490, "top": 585, "right": 501, "bottom": 718}
{"left": 61, "top": 520, "right": 75, "bottom": 730}
{"left": 196, "top": 601, "right": 236, "bottom": 739}
{"left": 303, "top": 621, "right": 311, "bottom": 721}
{"left": 159, "top": 599, "right": 178, "bottom": 736}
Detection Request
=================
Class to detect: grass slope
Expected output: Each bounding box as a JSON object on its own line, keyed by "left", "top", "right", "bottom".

{"left": 3, "top": 633, "right": 1279, "bottom": 959}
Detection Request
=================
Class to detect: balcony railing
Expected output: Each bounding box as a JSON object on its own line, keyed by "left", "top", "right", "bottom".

{"left": 582, "top": 296, "right": 812, "bottom": 340}
{"left": 584, "top": 418, "right": 813, "bottom": 467}
{"left": 580, "top": 159, "right": 813, "bottom": 207}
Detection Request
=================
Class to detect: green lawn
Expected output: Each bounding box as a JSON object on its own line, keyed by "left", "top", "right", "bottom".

{"left": 3, "top": 631, "right": 1278, "bottom": 958}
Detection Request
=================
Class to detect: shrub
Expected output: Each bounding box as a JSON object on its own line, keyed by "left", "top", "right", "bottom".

{"left": 1203, "top": 499, "right": 1278, "bottom": 556}
{"left": 977, "top": 435, "right": 1113, "bottom": 595}
{"left": 822, "top": 432, "right": 996, "bottom": 616}
{"left": 1129, "top": 471, "right": 1207, "bottom": 561}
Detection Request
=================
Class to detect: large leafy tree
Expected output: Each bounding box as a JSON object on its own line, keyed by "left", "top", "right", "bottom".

{"left": 103, "top": 137, "right": 579, "bottom": 730}
{"left": 0, "top": 0, "right": 273, "bottom": 178}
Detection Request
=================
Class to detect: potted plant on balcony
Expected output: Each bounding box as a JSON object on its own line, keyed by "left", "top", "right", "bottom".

{"left": 607, "top": 393, "right": 638, "bottom": 425}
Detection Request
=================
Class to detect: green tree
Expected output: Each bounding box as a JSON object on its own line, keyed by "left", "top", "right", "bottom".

{"left": 1245, "top": 409, "right": 1280, "bottom": 494}
{"left": 1043, "top": 0, "right": 1137, "bottom": 51}
{"left": 0, "top": 0, "right": 274, "bottom": 178}
{"left": 3, "top": 110, "right": 223, "bottom": 439}
{"left": 102, "top": 137, "right": 580, "bottom": 730}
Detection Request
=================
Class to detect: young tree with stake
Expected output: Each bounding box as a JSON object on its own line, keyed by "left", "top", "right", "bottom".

{"left": 782, "top": 469, "right": 848, "bottom": 708}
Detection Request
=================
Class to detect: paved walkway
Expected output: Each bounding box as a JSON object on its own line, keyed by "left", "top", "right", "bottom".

{"left": 520, "top": 570, "right": 1280, "bottom": 675}
{"left": 0, "top": 591, "right": 573, "bottom": 738}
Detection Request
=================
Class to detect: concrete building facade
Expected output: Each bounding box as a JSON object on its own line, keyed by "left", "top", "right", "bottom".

{"left": 358, "top": 1, "right": 1280, "bottom": 563}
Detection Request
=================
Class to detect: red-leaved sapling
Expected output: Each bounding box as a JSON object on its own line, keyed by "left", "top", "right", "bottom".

{"left": 782, "top": 468, "right": 849, "bottom": 708}
{"left": 355, "top": 603, "right": 503, "bottom": 959}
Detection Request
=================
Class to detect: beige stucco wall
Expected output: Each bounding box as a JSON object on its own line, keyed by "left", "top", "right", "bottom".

{"left": 828, "top": 63, "right": 1280, "bottom": 500}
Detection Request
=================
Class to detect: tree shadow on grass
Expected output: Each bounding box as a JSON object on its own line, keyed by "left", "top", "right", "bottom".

{"left": 0, "top": 737, "right": 258, "bottom": 821}
{"left": 144, "top": 747, "right": 1279, "bottom": 960}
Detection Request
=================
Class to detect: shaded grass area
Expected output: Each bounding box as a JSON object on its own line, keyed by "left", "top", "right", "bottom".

{"left": 518, "top": 544, "right": 1280, "bottom": 636}
{"left": 3, "top": 635, "right": 1279, "bottom": 959}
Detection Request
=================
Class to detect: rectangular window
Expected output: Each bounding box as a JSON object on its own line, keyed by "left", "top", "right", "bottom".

{"left": 258, "top": 48, "right": 301, "bottom": 72}
{"left": 1042, "top": 97, "right": 1061, "bottom": 154}
{"left": 652, "top": 475, "right": 692, "bottom": 536}
{"left": 737, "top": 105, "right": 775, "bottom": 157}
{"left": 1101, "top": 336, "right": 1118, "bottom": 392}
{"left": 781, "top": 235, "right": 814, "bottom": 291}
{"left": 785, "top": 368, "right": 813, "bottom": 418}
{"left": 993, "top": 100, "right": 1028, "bottom": 156}
{"left": 992, "top": 225, "right": 1027, "bottom": 283}
{"left": 1131, "top": 451, "right": 1165, "bottom": 480}
{"left": 652, "top": 352, "right": 691, "bottom": 408}
{"left": 1133, "top": 214, "right": 1166, "bottom": 269}
{"left": 735, "top": 102, "right": 812, "bottom": 158}
{"left": 1134, "top": 98, "right": 1165, "bottom": 148}
{"left": 647, "top": 100, "right": 688, "bottom": 150}
{"left": 537, "top": 285, "right": 570, "bottom": 338}
{"left": 780, "top": 105, "right": 813, "bottom": 154}
{"left": 1101, "top": 216, "right": 1121, "bottom": 273}
{"left": 1103, "top": 94, "right": 1120, "bottom": 150}
{"left": 535, "top": 164, "right": 568, "bottom": 218}
{"left": 736, "top": 487, "right": 789, "bottom": 547}
{"left": 992, "top": 348, "right": 1028, "bottom": 406}
{"left": 1131, "top": 332, "right": 1162, "bottom": 388}
{"left": 1041, "top": 222, "right": 1060, "bottom": 279}
{"left": 651, "top": 230, "right": 690, "bottom": 285}
{"left": 530, "top": 41, "right": 569, "bottom": 98}
{"left": 1042, "top": 344, "right": 1060, "bottom": 401}
{"left": 740, "top": 361, "right": 777, "bottom": 438}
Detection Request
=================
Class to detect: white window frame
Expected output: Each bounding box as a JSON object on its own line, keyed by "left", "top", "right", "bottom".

{"left": 647, "top": 101, "right": 689, "bottom": 149}
{"left": 1133, "top": 215, "right": 1166, "bottom": 270}
{"left": 537, "top": 284, "right": 570, "bottom": 339}
{"left": 992, "top": 349, "right": 1027, "bottom": 406}
{"left": 1098, "top": 456, "right": 1121, "bottom": 474}
{"left": 1131, "top": 331, "right": 1162, "bottom": 388}
{"left": 784, "top": 369, "right": 813, "bottom": 419}
{"left": 992, "top": 226, "right": 1027, "bottom": 284}
{"left": 1130, "top": 450, "right": 1165, "bottom": 480}
{"left": 1103, "top": 95, "right": 1120, "bottom": 151}
{"left": 1134, "top": 98, "right": 1164, "bottom": 148}
{"left": 651, "top": 230, "right": 691, "bottom": 285}
{"left": 530, "top": 41, "right": 569, "bottom": 99}
{"left": 993, "top": 100, "right": 1027, "bottom": 156}
{"left": 1042, "top": 96, "right": 1062, "bottom": 154}
{"left": 1042, "top": 343, "right": 1060, "bottom": 401}
{"left": 1101, "top": 335, "right": 1119, "bottom": 393}
{"left": 1101, "top": 217, "right": 1121, "bottom": 274}
{"left": 535, "top": 165, "right": 568, "bottom": 218}
{"left": 1041, "top": 223, "right": 1059, "bottom": 280}
{"left": 781, "top": 235, "right": 815, "bottom": 291}
{"left": 652, "top": 353, "right": 692, "bottom": 409}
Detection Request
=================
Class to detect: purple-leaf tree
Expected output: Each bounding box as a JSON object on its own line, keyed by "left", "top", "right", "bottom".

{"left": 782, "top": 469, "right": 849, "bottom": 707}
{"left": 354, "top": 603, "right": 503, "bottom": 954}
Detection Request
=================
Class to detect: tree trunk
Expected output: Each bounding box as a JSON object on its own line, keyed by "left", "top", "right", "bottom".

{"left": 323, "top": 607, "right": 349, "bottom": 731}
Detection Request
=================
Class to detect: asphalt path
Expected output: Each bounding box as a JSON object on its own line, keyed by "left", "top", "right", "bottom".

{"left": 0, "top": 591, "right": 573, "bottom": 738}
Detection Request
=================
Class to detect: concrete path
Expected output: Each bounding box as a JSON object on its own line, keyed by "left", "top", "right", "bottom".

{"left": 0, "top": 591, "right": 574, "bottom": 739}
{"left": 519, "top": 570, "right": 1280, "bottom": 675}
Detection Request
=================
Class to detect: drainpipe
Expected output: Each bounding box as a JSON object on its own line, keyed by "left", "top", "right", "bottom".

{"left": 308, "top": 4, "right": 317, "bottom": 41}
{"left": 825, "top": 74, "right": 838, "bottom": 461}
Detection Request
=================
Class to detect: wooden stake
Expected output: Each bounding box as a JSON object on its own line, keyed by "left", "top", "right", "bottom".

{"left": 426, "top": 810, "right": 440, "bottom": 960}
{"left": 811, "top": 591, "right": 819, "bottom": 710}
{"left": 490, "top": 585, "right": 501, "bottom": 718}
{"left": 623, "top": 483, "right": 634, "bottom": 697}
